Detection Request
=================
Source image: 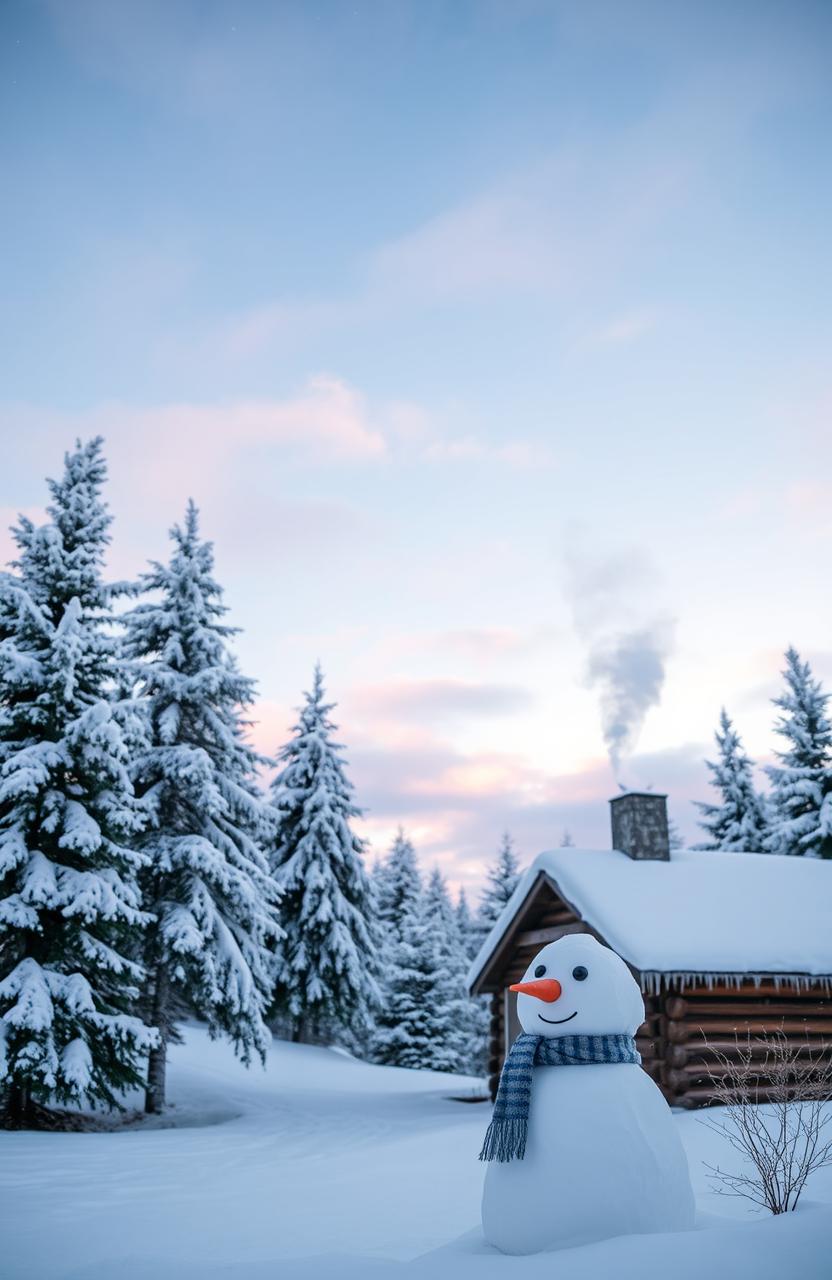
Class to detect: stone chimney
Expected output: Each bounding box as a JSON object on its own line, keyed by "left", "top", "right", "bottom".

{"left": 609, "top": 791, "right": 670, "bottom": 861}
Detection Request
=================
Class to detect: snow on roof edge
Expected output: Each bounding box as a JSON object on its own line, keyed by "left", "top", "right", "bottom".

{"left": 466, "top": 847, "right": 832, "bottom": 992}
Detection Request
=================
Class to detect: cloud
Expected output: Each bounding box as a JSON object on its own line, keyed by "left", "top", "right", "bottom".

{"left": 196, "top": 135, "right": 691, "bottom": 368}
{"left": 1, "top": 377, "right": 386, "bottom": 489}
{"left": 427, "top": 625, "right": 565, "bottom": 660}
{"left": 0, "top": 381, "right": 389, "bottom": 578}
{"left": 0, "top": 374, "right": 546, "bottom": 525}
{"left": 564, "top": 540, "right": 676, "bottom": 774}
{"left": 367, "top": 184, "right": 564, "bottom": 301}
{"left": 44, "top": 0, "right": 311, "bottom": 120}
{"left": 131, "top": 376, "right": 388, "bottom": 467}
{"left": 591, "top": 306, "right": 661, "bottom": 347}
{"left": 211, "top": 299, "right": 347, "bottom": 365}
{"left": 784, "top": 480, "right": 832, "bottom": 536}
{"left": 340, "top": 730, "right": 712, "bottom": 894}
{"left": 349, "top": 679, "right": 534, "bottom": 723}
{"left": 346, "top": 735, "right": 604, "bottom": 890}
{"left": 420, "top": 435, "right": 554, "bottom": 468}
{"left": 384, "top": 400, "right": 554, "bottom": 470}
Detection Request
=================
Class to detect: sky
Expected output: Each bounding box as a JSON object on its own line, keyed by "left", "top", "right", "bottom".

{"left": 1, "top": 0, "right": 831, "bottom": 895}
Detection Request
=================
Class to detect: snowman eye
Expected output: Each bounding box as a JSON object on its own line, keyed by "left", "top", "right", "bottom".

{"left": 534, "top": 964, "right": 546, "bottom": 978}
{"left": 572, "top": 965, "right": 588, "bottom": 981}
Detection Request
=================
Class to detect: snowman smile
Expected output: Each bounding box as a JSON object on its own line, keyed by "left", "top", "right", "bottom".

{"left": 537, "top": 1011, "right": 578, "bottom": 1024}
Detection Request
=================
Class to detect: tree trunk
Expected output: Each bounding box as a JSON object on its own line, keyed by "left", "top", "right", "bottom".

{"left": 144, "top": 963, "right": 170, "bottom": 1115}
{"left": 291, "top": 1015, "right": 306, "bottom": 1044}
{"left": 3, "top": 1082, "right": 31, "bottom": 1127}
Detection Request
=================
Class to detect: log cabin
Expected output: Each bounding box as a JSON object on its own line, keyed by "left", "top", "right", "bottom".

{"left": 468, "top": 792, "right": 832, "bottom": 1108}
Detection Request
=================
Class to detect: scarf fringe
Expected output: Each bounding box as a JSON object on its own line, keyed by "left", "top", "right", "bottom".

{"left": 479, "top": 1117, "right": 528, "bottom": 1163}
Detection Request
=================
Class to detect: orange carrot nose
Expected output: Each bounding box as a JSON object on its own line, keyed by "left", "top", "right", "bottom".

{"left": 509, "top": 978, "right": 562, "bottom": 1003}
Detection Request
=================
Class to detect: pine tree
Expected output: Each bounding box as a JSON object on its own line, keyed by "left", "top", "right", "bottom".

{"left": 559, "top": 829, "right": 575, "bottom": 847}
{"left": 0, "top": 439, "right": 154, "bottom": 1124}
{"left": 453, "top": 882, "right": 490, "bottom": 1076}
{"left": 454, "top": 887, "right": 479, "bottom": 961}
{"left": 270, "top": 666, "right": 379, "bottom": 1042}
{"left": 477, "top": 832, "right": 521, "bottom": 936}
{"left": 692, "top": 709, "right": 769, "bottom": 852}
{"left": 423, "top": 868, "right": 487, "bottom": 1074}
{"left": 374, "top": 827, "right": 421, "bottom": 933}
{"left": 123, "top": 501, "right": 282, "bottom": 1113}
{"left": 370, "top": 892, "right": 465, "bottom": 1073}
{"left": 765, "top": 649, "right": 832, "bottom": 859}
{"left": 423, "top": 866, "right": 458, "bottom": 941}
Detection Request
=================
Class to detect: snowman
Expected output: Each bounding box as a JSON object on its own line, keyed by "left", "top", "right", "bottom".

{"left": 480, "top": 933, "right": 695, "bottom": 1254}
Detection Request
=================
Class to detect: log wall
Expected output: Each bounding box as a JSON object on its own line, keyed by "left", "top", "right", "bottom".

{"left": 656, "top": 982, "right": 832, "bottom": 1108}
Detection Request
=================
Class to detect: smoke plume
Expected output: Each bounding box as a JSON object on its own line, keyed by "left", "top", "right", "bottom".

{"left": 564, "top": 543, "right": 675, "bottom": 775}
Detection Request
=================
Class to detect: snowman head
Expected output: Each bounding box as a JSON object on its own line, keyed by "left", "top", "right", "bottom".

{"left": 510, "top": 934, "right": 644, "bottom": 1038}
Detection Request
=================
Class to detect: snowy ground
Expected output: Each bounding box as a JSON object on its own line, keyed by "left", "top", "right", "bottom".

{"left": 2, "top": 1026, "right": 830, "bottom": 1280}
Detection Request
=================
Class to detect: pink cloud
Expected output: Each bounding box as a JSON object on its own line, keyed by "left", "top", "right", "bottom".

{"left": 246, "top": 673, "right": 713, "bottom": 896}
{"left": 342, "top": 732, "right": 711, "bottom": 896}
{"left": 430, "top": 625, "right": 565, "bottom": 659}
{"left": 348, "top": 678, "right": 534, "bottom": 723}
{"left": 784, "top": 480, "right": 832, "bottom": 535}
{"left": 0, "top": 379, "right": 394, "bottom": 581}
{"left": 115, "top": 376, "right": 389, "bottom": 475}
{"left": 2, "top": 376, "right": 386, "bottom": 493}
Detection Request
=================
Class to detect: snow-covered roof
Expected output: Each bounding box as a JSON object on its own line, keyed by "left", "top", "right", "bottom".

{"left": 468, "top": 848, "right": 832, "bottom": 992}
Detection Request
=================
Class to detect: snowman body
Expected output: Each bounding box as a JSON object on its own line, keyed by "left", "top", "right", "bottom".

{"left": 481, "top": 935, "right": 695, "bottom": 1254}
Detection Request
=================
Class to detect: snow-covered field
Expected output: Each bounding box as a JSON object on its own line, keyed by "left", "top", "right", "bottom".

{"left": 2, "top": 1026, "right": 830, "bottom": 1280}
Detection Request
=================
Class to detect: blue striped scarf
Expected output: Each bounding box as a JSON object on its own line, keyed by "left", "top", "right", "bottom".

{"left": 479, "top": 1031, "right": 641, "bottom": 1162}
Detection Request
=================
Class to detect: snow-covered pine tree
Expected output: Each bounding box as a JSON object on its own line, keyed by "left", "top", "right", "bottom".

{"left": 123, "top": 501, "right": 282, "bottom": 1113}
{"left": 453, "top": 882, "right": 490, "bottom": 1076}
{"left": 559, "top": 829, "right": 575, "bottom": 847}
{"left": 765, "top": 649, "right": 832, "bottom": 859}
{"left": 454, "top": 887, "right": 479, "bottom": 961}
{"left": 269, "top": 665, "right": 379, "bottom": 1042}
{"left": 374, "top": 827, "right": 421, "bottom": 934}
{"left": 424, "top": 868, "right": 487, "bottom": 1074}
{"left": 692, "top": 709, "right": 769, "bottom": 852}
{"left": 477, "top": 832, "right": 521, "bottom": 936}
{"left": 0, "top": 439, "right": 155, "bottom": 1124}
{"left": 423, "top": 867, "right": 462, "bottom": 947}
{"left": 370, "top": 889, "right": 465, "bottom": 1074}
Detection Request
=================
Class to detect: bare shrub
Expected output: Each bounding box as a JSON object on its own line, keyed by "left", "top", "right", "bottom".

{"left": 699, "top": 1030, "right": 832, "bottom": 1214}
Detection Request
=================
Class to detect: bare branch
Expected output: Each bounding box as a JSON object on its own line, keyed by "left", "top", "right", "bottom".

{"left": 698, "top": 1030, "right": 832, "bottom": 1214}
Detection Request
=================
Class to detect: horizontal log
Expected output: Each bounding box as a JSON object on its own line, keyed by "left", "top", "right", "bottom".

{"left": 671, "top": 982, "right": 830, "bottom": 999}
{"left": 666, "top": 1018, "right": 832, "bottom": 1043}
{"left": 667, "top": 1036, "right": 832, "bottom": 1066}
{"left": 666, "top": 997, "right": 830, "bottom": 1020}
{"left": 670, "top": 1080, "right": 820, "bottom": 1107}
{"left": 666, "top": 1058, "right": 832, "bottom": 1085}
